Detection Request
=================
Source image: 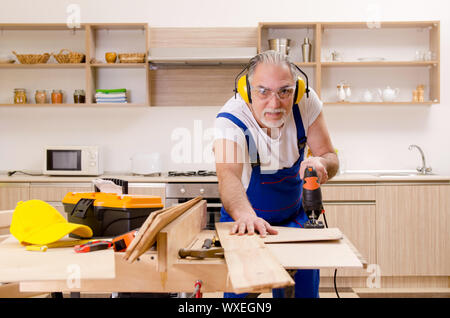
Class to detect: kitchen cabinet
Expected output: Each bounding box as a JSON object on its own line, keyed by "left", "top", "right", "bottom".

{"left": 128, "top": 183, "right": 166, "bottom": 205}
{"left": 148, "top": 27, "right": 257, "bottom": 106}
{"left": 258, "top": 21, "right": 440, "bottom": 105}
{"left": 29, "top": 182, "right": 92, "bottom": 216}
{"left": 320, "top": 184, "right": 377, "bottom": 278}
{"left": 0, "top": 183, "right": 29, "bottom": 210}
{"left": 0, "top": 23, "right": 149, "bottom": 107}
{"left": 376, "top": 183, "right": 449, "bottom": 276}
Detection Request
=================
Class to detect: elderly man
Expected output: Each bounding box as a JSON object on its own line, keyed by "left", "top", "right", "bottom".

{"left": 213, "top": 50, "right": 339, "bottom": 298}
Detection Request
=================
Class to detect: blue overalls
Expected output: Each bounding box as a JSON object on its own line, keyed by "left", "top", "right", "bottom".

{"left": 216, "top": 104, "right": 320, "bottom": 298}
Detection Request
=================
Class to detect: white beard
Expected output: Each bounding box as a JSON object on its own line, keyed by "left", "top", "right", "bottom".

{"left": 260, "top": 108, "right": 287, "bottom": 128}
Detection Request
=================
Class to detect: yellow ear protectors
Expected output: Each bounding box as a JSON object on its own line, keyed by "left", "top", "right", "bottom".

{"left": 234, "top": 62, "right": 310, "bottom": 104}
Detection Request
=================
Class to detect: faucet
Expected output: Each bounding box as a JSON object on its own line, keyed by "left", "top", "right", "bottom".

{"left": 408, "top": 144, "right": 432, "bottom": 174}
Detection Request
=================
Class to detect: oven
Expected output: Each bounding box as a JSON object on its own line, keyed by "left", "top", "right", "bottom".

{"left": 165, "top": 182, "right": 222, "bottom": 230}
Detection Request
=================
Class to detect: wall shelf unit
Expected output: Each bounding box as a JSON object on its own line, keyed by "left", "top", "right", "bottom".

{"left": 258, "top": 21, "right": 440, "bottom": 105}
{"left": 0, "top": 21, "right": 440, "bottom": 107}
{"left": 0, "top": 23, "right": 149, "bottom": 107}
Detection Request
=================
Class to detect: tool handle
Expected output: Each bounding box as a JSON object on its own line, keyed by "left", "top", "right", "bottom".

{"left": 202, "top": 238, "right": 213, "bottom": 249}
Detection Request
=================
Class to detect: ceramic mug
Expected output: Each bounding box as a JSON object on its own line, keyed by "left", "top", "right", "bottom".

{"left": 105, "top": 52, "right": 117, "bottom": 63}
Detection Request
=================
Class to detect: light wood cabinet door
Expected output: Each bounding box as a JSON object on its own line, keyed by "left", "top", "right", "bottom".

{"left": 29, "top": 183, "right": 93, "bottom": 217}
{"left": 319, "top": 184, "right": 376, "bottom": 277}
{"left": 376, "top": 184, "right": 449, "bottom": 276}
{"left": 0, "top": 183, "right": 30, "bottom": 210}
{"left": 320, "top": 203, "right": 376, "bottom": 277}
{"left": 128, "top": 183, "right": 166, "bottom": 205}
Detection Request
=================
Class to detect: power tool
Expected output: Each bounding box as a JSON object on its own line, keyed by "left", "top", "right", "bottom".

{"left": 302, "top": 166, "right": 325, "bottom": 229}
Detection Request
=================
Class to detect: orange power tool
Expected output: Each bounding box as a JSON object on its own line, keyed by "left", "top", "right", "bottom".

{"left": 302, "top": 166, "right": 325, "bottom": 229}
{"left": 112, "top": 229, "right": 139, "bottom": 252}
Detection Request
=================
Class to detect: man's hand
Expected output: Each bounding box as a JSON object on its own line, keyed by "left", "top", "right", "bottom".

{"left": 299, "top": 156, "right": 329, "bottom": 184}
{"left": 230, "top": 214, "right": 278, "bottom": 237}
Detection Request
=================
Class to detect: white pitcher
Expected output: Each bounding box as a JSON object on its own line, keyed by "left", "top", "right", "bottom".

{"left": 377, "top": 86, "right": 399, "bottom": 102}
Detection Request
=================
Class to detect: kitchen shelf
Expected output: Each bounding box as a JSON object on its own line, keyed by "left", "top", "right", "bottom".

{"left": 0, "top": 63, "right": 87, "bottom": 69}
{"left": 321, "top": 61, "right": 439, "bottom": 67}
{"left": 0, "top": 23, "right": 149, "bottom": 106}
{"left": 89, "top": 63, "right": 147, "bottom": 68}
{"left": 0, "top": 22, "right": 441, "bottom": 107}
{"left": 258, "top": 21, "right": 440, "bottom": 105}
{"left": 0, "top": 103, "right": 147, "bottom": 107}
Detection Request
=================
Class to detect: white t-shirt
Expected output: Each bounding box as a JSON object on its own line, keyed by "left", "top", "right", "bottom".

{"left": 214, "top": 88, "right": 323, "bottom": 189}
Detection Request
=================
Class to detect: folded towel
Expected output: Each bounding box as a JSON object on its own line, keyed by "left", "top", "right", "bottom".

{"left": 95, "top": 93, "right": 127, "bottom": 98}
{"left": 96, "top": 98, "right": 127, "bottom": 102}
{"left": 96, "top": 100, "right": 128, "bottom": 104}
{"left": 95, "top": 96, "right": 127, "bottom": 100}
{"left": 96, "top": 88, "right": 127, "bottom": 94}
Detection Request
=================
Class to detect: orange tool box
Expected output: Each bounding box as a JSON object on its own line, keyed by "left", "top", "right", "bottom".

{"left": 62, "top": 192, "right": 163, "bottom": 238}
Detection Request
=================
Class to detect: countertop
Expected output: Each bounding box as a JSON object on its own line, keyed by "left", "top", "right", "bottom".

{"left": 0, "top": 172, "right": 449, "bottom": 184}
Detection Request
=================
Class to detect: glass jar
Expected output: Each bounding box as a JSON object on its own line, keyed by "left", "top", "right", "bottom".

{"left": 51, "top": 90, "right": 63, "bottom": 104}
{"left": 73, "top": 89, "right": 86, "bottom": 103}
{"left": 14, "top": 88, "right": 27, "bottom": 104}
{"left": 35, "top": 90, "right": 47, "bottom": 104}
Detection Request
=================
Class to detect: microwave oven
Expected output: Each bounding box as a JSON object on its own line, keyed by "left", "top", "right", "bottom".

{"left": 43, "top": 146, "right": 103, "bottom": 176}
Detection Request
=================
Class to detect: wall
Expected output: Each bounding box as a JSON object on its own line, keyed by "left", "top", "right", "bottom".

{"left": 0, "top": 0, "right": 449, "bottom": 174}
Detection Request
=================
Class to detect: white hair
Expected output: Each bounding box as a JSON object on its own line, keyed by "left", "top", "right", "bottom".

{"left": 247, "top": 50, "right": 299, "bottom": 83}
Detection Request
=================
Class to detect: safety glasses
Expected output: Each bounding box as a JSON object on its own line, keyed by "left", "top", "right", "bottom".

{"left": 251, "top": 85, "right": 296, "bottom": 101}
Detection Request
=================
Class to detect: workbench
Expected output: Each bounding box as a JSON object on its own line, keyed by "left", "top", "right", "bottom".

{"left": 0, "top": 201, "right": 366, "bottom": 296}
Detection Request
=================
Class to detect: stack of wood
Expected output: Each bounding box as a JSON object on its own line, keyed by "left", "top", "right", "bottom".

{"left": 123, "top": 197, "right": 202, "bottom": 263}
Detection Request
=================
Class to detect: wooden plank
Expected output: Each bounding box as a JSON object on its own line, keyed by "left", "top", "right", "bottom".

{"left": 215, "top": 222, "right": 294, "bottom": 294}
{"left": 124, "top": 197, "right": 202, "bottom": 263}
{"left": 20, "top": 252, "right": 232, "bottom": 293}
{"left": 262, "top": 227, "right": 343, "bottom": 244}
{"left": 157, "top": 200, "right": 206, "bottom": 272}
{"left": 0, "top": 236, "right": 115, "bottom": 282}
{"left": 266, "top": 240, "right": 363, "bottom": 270}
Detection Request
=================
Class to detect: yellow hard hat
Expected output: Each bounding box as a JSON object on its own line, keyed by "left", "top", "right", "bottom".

{"left": 10, "top": 200, "right": 93, "bottom": 245}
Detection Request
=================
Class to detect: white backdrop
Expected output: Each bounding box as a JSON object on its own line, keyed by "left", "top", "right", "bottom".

{"left": 0, "top": 0, "right": 449, "bottom": 174}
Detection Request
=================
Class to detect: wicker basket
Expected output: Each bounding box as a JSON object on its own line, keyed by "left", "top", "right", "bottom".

{"left": 118, "top": 53, "right": 146, "bottom": 63}
{"left": 12, "top": 51, "right": 50, "bottom": 64}
{"left": 52, "top": 49, "right": 85, "bottom": 64}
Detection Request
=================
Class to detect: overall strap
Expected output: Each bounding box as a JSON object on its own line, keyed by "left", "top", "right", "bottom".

{"left": 292, "top": 104, "right": 307, "bottom": 152}
{"left": 216, "top": 112, "right": 260, "bottom": 166}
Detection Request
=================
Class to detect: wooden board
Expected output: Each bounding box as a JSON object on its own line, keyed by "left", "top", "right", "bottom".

{"left": 215, "top": 222, "right": 294, "bottom": 294}
{"left": 0, "top": 236, "right": 115, "bottom": 282}
{"left": 262, "top": 227, "right": 343, "bottom": 244}
{"left": 266, "top": 240, "right": 363, "bottom": 270}
{"left": 157, "top": 200, "right": 206, "bottom": 272}
{"left": 124, "top": 197, "right": 202, "bottom": 263}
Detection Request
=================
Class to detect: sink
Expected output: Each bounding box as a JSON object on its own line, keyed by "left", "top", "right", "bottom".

{"left": 344, "top": 170, "right": 436, "bottom": 177}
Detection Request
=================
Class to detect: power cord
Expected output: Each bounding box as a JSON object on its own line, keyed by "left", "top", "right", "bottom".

{"left": 322, "top": 211, "right": 340, "bottom": 298}
{"left": 7, "top": 170, "right": 43, "bottom": 176}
